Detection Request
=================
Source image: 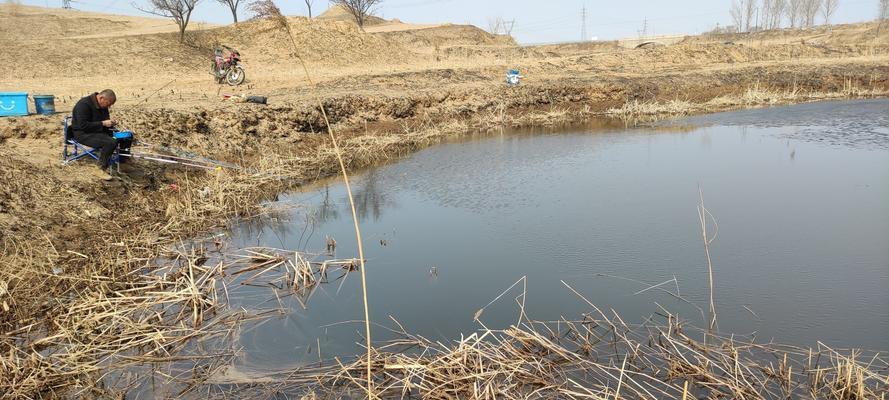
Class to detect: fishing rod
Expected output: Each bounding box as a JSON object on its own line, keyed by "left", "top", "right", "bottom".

{"left": 132, "top": 140, "right": 243, "bottom": 170}
{"left": 102, "top": 131, "right": 240, "bottom": 170}
{"left": 120, "top": 140, "right": 289, "bottom": 179}
{"left": 118, "top": 152, "right": 223, "bottom": 171}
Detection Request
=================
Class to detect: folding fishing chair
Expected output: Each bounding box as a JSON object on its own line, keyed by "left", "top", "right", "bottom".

{"left": 62, "top": 115, "right": 127, "bottom": 166}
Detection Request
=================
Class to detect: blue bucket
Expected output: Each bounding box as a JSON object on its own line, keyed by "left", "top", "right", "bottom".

{"left": 33, "top": 95, "right": 56, "bottom": 115}
{"left": 0, "top": 92, "right": 29, "bottom": 117}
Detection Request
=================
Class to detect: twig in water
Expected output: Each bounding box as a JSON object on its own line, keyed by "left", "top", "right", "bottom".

{"left": 473, "top": 276, "right": 527, "bottom": 321}
{"left": 633, "top": 278, "right": 677, "bottom": 296}
{"left": 743, "top": 305, "right": 762, "bottom": 321}
{"left": 697, "top": 187, "right": 718, "bottom": 334}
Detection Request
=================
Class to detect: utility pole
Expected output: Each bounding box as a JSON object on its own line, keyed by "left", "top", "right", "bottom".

{"left": 581, "top": 4, "right": 588, "bottom": 41}
{"left": 638, "top": 17, "right": 648, "bottom": 39}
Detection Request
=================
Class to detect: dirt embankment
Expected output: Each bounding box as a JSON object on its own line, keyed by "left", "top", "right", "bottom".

{"left": 1, "top": 4, "right": 889, "bottom": 397}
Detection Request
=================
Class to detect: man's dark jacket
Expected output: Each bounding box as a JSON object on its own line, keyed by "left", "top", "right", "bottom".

{"left": 71, "top": 93, "right": 110, "bottom": 135}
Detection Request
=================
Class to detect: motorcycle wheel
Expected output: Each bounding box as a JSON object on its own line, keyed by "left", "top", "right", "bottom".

{"left": 226, "top": 66, "right": 245, "bottom": 86}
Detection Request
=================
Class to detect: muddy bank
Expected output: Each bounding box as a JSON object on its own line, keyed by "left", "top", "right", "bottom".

{"left": 4, "top": 61, "right": 887, "bottom": 147}
{"left": 2, "top": 60, "right": 888, "bottom": 257}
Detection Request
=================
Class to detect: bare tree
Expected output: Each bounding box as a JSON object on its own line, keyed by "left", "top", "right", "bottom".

{"left": 215, "top": 0, "right": 241, "bottom": 23}
{"left": 136, "top": 0, "right": 200, "bottom": 42}
{"left": 875, "top": 0, "right": 889, "bottom": 34}
{"left": 730, "top": 0, "right": 744, "bottom": 32}
{"left": 730, "top": 0, "right": 758, "bottom": 32}
{"left": 761, "top": 0, "right": 784, "bottom": 29}
{"left": 785, "top": 0, "right": 804, "bottom": 27}
{"left": 772, "top": 0, "right": 787, "bottom": 28}
{"left": 247, "top": 0, "right": 280, "bottom": 19}
{"left": 330, "top": 0, "right": 382, "bottom": 28}
{"left": 304, "top": 0, "right": 313, "bottom": 18}
{"left": 744, "top": 0, "right": 757, "bottom": 31}
{"left": 760, "top": 0, "right": 771, "bottom": 28}
{"left": 820, "top": 0, "right": 838, "bottom": 24}
{"left": 802, "top": 0, "right": 822, "bottom": 26}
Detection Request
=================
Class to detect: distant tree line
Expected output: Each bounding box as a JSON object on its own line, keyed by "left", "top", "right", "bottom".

{"left": 728, "top": 0, "right": 843, "bottom": 33}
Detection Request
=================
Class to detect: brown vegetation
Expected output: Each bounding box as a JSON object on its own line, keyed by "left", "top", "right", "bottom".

{"left": 305, "top": 307, "right": 886, "bottom": 399}
{"left": 1, "top": 4, "right": 888, "bottom": 397}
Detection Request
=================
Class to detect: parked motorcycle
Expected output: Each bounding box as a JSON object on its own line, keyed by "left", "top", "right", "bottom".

{"left": 212, "top": 47, "right": 245, "bottom": 86}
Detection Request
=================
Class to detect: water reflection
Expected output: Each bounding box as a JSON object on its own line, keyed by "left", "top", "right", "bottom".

{"left": 227, "top": 99, "right": 889, "bottom": 373}
{"left": 348, "top": 169, "right": 396, "bottom": 222}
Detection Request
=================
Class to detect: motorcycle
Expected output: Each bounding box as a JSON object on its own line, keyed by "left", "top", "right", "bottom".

{"left": 212, "top": 48, "right": 246, "bottom": 86}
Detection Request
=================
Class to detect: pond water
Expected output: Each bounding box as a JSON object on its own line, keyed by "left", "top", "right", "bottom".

{"left": 228, "top": 99, "right": 889, "bottom": 372}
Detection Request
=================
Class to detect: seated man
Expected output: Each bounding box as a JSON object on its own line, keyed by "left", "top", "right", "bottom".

{"left": 70, "top": 89, "right": 131, "bottom": 180}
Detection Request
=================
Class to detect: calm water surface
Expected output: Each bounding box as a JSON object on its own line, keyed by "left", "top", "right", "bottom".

{"left": 228, "top": 99, "right": 889, "bottom": 370}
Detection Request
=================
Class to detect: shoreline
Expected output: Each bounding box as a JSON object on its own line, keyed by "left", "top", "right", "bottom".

{"left": 2, "top": 7, "right": 889, "bottom": 395}
{"left": 3, "top": 93, "right": 888, "bottom": 397}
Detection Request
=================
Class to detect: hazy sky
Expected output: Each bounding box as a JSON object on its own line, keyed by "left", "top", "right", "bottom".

{"left": 23, "top": 0, "right": 884, "bottom": 43}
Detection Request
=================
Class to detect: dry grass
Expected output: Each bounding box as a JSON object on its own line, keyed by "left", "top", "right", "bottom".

{"left": 606, "top": 99, "right": 697, "bottom": 119}
{"left": 606, "top": 81, "right": 889, "bottom": 124}
{"left": 0, "top": 251, "right": 234, "bottom": 398}
{"left": 0, "top": 243, "right": 364, "bottom": 399}
{"left": 213, "top": 283, "right": 888, "bottom": 399}
{"left": 708, "top": 80, "right": 889, "bottom": 108}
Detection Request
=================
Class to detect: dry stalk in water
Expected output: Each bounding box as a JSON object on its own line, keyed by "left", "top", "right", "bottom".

{"left": 697, "top": 187, "right": 719, "bottom": 335}
{"left": 266, "top": 10, "right": 375, "bottom": 398}
{"left": 218, "top": 299, "right": 887, "bottom": 399}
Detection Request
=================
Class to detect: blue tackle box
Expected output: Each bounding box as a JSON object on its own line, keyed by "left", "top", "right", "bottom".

{"left": 0, "top": 92, "right": 29, "bottom": 117}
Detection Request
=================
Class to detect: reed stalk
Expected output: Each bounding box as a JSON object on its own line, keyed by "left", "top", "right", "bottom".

{"left": 266, "top": 11, "right": 374, "bottom": 398}
{"left": 697, "top": 187, "right": 718, "bottom": 335}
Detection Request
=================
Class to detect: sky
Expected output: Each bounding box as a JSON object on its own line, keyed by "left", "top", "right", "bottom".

{"left": 21, "top": 0, "right": 885, "bottom": 43}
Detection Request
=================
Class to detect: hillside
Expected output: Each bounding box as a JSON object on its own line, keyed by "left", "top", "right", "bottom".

{"left": 0, "top": 4, "right": 198, "bottom": 39}
{"left": 1, "top": 4, "right": 510, "bottom": 101}
{"left": 317, "top": 3, "right": 387, "bottom": 26}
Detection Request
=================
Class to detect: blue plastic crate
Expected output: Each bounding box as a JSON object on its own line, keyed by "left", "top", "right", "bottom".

{"left": 0, "top": 92, "right": 29, "bottom": 117}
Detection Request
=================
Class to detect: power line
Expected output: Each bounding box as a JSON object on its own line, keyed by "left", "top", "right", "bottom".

{"left": 638, "top": 17, "right": 648, "bottom": 38}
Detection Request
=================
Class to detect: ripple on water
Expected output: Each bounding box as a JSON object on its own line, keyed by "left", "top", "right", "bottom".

{"left": 675, "top": 99, "right": 889, "bottom": 150}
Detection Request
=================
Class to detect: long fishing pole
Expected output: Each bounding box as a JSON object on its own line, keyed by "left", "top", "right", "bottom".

{"left": 118, "top": 153, "right": 222, "bottom": 170}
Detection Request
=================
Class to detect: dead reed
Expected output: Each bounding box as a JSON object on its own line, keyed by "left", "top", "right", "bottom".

{"left": 208, "top": 282, "right": 887, "bottom": 400}
{"left": 697, "top": 189, "right": 718, "bottom": 335}
{"left": 0, "top": 243, "right": 362, "bottom": 399}
{"left": 607, "top": 81, "right": 889, "bottom": 123}
{"left": 265, "top": 8, "right": 376, "bottom": 397}
{"left": 0, "top": 251, "right": 235, "bottom": 398}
